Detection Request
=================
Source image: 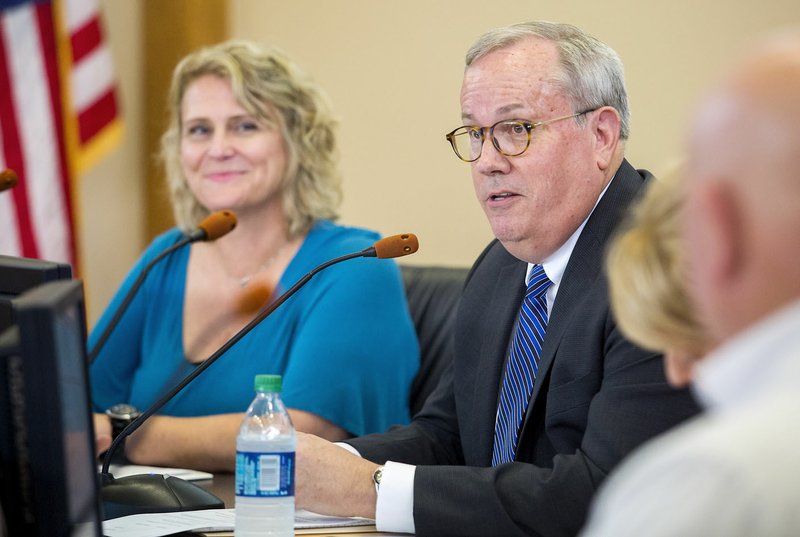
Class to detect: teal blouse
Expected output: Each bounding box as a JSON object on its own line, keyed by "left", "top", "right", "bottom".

{"left": 89, "top": 220, "right": 419, "bottom": 435}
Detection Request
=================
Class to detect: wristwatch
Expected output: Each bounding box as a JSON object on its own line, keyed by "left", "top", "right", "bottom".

{"left": 372, "top": 466, "right": 384, "bottom": 494}
{"left": 105, "top": 403, "right": 141, "bottom": 440}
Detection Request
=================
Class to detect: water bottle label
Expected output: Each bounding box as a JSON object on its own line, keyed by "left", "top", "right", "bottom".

{"left": 235, "top": 450, "right": 295, "bottom": 498}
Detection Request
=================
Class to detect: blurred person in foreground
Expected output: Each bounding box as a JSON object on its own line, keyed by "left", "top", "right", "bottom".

{"left": 89, "top": 40, "right": 419, "bottom": 471}
{"left": 604, "top": 170, "right": 707, "bottom": 384}
{"left": 582, "top": 31, "right": 800, "bottom": 536}
{"left": 293, "top": 21, "right": 699, "bottom": 537}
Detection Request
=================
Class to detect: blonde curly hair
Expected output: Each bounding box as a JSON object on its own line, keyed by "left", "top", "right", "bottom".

{"left": 606, "top": 171, "right": 706, "bottom": 356}
{"left": 160, "top": 40, "right": 342, "bottom": 237}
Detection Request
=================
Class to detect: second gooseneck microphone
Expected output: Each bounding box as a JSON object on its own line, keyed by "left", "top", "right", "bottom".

{"left": 87, "top": 210, "right": 238, "bottom": 364}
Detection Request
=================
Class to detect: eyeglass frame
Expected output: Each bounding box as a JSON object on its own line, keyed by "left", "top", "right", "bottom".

{"left": 444, "top": 108, "right": 598, "bottom": 163}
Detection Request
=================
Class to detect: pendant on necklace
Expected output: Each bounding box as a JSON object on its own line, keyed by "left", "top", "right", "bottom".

{"left": 233, "top": 244, "right": 286, "bottom": 289}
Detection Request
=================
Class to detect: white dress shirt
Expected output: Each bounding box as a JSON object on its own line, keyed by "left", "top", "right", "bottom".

{"left": 580, "top": 298, "right": 800, "bottom": 537}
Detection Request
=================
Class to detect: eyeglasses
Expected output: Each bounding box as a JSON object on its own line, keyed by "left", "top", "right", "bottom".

{"left": 445, "top": 109, "right": 596, "bottom": 163}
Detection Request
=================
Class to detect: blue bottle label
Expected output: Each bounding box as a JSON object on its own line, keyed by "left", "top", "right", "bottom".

{"left": 235, "top": 450, "right": 295, "bottom": 498}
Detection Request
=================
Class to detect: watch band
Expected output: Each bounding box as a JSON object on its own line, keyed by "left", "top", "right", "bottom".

{"left": 106, "top": 403, "right": 141, "bottom": 440}
{"left": 372, "top": 465, "right": 384, "bottom": 494}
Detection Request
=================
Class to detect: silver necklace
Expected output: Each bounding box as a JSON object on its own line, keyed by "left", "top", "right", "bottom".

{"left": 235, "top": 245, "right": 286, "bottom": 288}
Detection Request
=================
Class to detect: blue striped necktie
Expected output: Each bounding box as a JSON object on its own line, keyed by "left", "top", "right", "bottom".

{"left": 492, "top": 264, "right": 552, "bottom": 466}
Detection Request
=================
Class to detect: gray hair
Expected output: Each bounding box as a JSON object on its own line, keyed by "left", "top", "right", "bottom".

{"left": 161, "top": 40, "right": 342, "bottom": 237}
{"left": 466, "top": 21, "right": 630, "bottom": 140}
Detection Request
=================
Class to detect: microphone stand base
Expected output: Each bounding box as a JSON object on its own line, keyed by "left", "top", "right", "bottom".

{"left": 101, "top": 472, "right": 225, "bottom": 521}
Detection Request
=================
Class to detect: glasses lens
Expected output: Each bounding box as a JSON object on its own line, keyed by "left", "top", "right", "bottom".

{"left": 450, "top": 127, "right": 483, "bottom": 162}
{"left": 492, "top": 121, "right": 530, "bottom": 157}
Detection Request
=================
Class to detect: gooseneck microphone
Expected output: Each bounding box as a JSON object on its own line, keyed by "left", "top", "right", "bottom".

{"left": 99, "top": 233, "right": 419, "bottom": 520}
{"left": 1, "top": 169, "right": 19, "bottom": 192}
{"left": 87, "top": 210, "right": 238, "bottom": 364}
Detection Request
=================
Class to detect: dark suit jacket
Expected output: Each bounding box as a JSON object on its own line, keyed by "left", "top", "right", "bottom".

{"left": 347, "top": 160, "right": 700, "bottom": 537}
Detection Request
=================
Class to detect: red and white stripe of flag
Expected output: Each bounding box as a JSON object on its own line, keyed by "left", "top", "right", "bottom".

{"left": 0, "top": 0, "right": 121, "bottom": 267}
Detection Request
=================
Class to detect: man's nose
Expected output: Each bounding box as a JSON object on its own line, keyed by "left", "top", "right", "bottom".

{"left": 474, "top": 137, "right": 511, "bottom": 175}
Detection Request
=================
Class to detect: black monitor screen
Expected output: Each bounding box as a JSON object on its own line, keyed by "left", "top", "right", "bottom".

{"left": 0, "top": 254, "right": 72, "bottom": 334}
{"left": 0, "top": 279, "right": 102, "bottom": 536}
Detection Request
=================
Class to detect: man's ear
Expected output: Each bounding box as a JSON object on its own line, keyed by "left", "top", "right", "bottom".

{"left": 663, "top": 351, "right": 696, "bottom": 388}
{"left": 699, "top": 180, "right": 743, "bottom": 286}
{"left": 592, "top": 106, "right": 622, "bottom": 171}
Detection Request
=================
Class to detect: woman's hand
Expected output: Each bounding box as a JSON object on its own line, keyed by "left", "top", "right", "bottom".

{"left": 93, "top": 412, "right": 112, "bottom": 456}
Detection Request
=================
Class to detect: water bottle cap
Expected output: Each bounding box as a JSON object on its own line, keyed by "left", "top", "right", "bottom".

{"left": 254, "top": 374, "right": 282, "bottom": 393}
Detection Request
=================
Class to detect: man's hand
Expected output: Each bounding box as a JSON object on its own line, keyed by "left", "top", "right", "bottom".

{"left": 93, "top": 412, "right": 112, "bottom": 456}
{"left": 295, "top": 431, "right": 379, "bottom": 519}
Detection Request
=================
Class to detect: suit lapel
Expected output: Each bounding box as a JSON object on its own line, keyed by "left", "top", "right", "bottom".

{"left": 521, "top": 160, "right": 648, "bottom": 432}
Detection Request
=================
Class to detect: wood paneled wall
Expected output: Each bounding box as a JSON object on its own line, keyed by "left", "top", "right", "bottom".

{"left": 142, "top": 0, "right": 228, "bottom": 239}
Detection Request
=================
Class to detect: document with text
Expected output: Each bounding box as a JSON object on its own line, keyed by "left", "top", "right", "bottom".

{"left": 102, "top": 508, "right": 376, "bottom": 537}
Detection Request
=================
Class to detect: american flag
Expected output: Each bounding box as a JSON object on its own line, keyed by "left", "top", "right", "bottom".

{"left": 0, "top": 0, "right": 121, "bottom": 268}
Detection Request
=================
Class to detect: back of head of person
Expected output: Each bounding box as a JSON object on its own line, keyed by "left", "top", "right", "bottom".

{"left": 581, "top": 30, "right": 800, "bottom": 537}
{"left": 605, "top": 170, "right": 707, "bottom": 385}
{"left": 682, "top": 31, "right": 800, "bottom": 348}
{"left": 612, "top": 31, "right": 800, "bottom": 387}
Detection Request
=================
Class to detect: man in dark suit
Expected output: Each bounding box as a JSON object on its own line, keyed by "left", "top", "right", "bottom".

{"left": 295, "top": 21, "right": 699, "bottom": 536}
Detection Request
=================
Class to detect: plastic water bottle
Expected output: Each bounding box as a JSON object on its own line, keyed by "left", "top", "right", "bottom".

{"left": 235, "top": 374, "right": 296, "bottom": 537}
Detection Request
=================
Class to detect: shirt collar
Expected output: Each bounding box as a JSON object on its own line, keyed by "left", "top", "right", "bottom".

{"left": 693, "top": 298, "right": 800, "bottom": 409}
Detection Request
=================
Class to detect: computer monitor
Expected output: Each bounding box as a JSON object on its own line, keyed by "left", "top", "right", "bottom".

{"left": 0, "top": 255, "right": 72, "bottom": 334}
{"left": 0, "top": 279, "right": 102, "bottom": 536}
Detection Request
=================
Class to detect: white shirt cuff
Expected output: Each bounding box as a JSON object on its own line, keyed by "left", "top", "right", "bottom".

{"left": 375, "top": 461, "right": 416, "bottom": 534}
{"left": 335, "top": 442, "right": 361, "bottom": 456}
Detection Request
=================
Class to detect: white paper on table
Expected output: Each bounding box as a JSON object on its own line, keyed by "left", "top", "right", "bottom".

{"left": 102, "top": 509, "right": 235, "bottom": 537}
{"left": 102, "top": 508, "right": 375, "bottom": 537}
